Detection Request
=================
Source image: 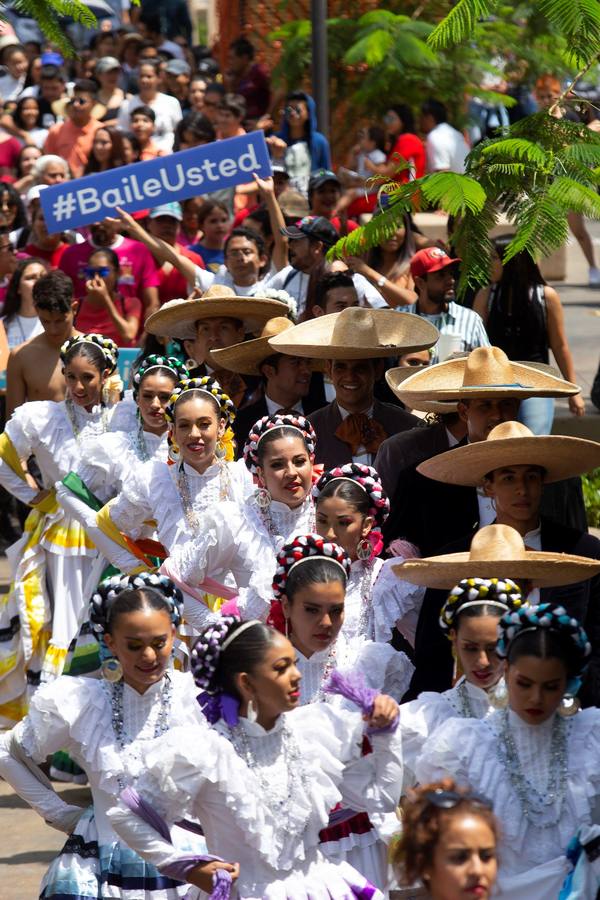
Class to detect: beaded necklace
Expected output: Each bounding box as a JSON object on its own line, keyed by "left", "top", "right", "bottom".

{"left": 456, "top": 680, "right": 475, "bottom": 718}
{"left": 133, "top": 413, "right": 151, "bottom": 462}
{"left": 257, "top": 494, "right": 316, "bottom": 547}
{"left": 228, "top": 718, "right": 312, "bottom": 846}
{"left": 177, "top": 459, "right": 231, "bottom": 532}
{"left": 496, "top": 709, "right": 568, "bottom": 827}
{"left": 108, "top": 675, "right": 173, "bottom": 789}
{"left": 354, "top": 561, "right": 375, "bottom": 640}
{"left": 65, "top": 394, "right": 108, "bottom": 442}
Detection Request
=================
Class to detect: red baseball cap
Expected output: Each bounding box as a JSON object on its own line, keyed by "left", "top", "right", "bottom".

{"left": 410, "top": 247, "right": 461, "bottom": 278}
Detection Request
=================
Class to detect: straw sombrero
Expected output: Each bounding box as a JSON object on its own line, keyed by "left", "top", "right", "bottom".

{"left": 209, "top": 317, "right": 305, "bottom": 375}
{"left": 268, "top": 307, "right": 439, "bottom": 360}
{"left": 393, "top": 524, "right": 600, "bottom": 590}
{"left": 144, "top": 286, "right": 291, "bottom": 340}
{"left": 385, "top": 365, "right": 458, "bottom": 415}
{"left": 388, "top": 346, "right": 579, "bottom": 412}
{"left": 418, "top": 420, "right": 600, "bottom": 486}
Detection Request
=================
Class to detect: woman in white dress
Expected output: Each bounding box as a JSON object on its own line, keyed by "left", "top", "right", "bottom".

{"left": 400, "top": 576, "right": 524, "bottom": 788}
{"left": 0, "top": 333, "right": 136, "bottom": 724}
{"left": 108, "top": 615, "right": 403, "bottom": 899}
{"left": 164, "top": 413, "right": 318, "bottom": 624}
{"left": 416, "top": 603, "right": 600, "bottom": 899}
{"left": 313, "top": 463, "right": 425, "bottom": 648}
{"left": 59, "top": 376, "right": 253, "bottom": 623}
{"left": 269, "top": 532, "right": 413, "bottom": 890}
{"left": 0, "top": 572, "right": 212, "bottom": 900}
{"left": 392, "top": 779, "right": 499, "bottom": 900}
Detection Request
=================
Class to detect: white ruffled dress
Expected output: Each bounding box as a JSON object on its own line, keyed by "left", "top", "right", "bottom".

{"left": 415, "top": 707, "right": 600, "bottom": 899}
{"left": 344, "top": 557, "right": 425, "bottom": 647}
{"left": 167, "top": 493, "right": 315, "bottom": 626}
{"left": 108, "top": 703, "right": 403, "bottom": 899}
{"left": 78, "top": 428, "right": 169, "bottom": 497}
{"left": 400, "top": 676, "right": 496, "bottom": 790}
{"left": 0, "top": 669, "right": 205, "bottom": 899}
{"left": 0, "top": 398, "right": 137, "bottom": 724}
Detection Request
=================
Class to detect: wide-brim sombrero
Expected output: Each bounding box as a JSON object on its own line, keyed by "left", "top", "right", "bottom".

{"left": 144, "top": 286, "right": 291, "bottom": 340}
{"left": 417, "top": 420, "right": 600, "bottom": 486}
{"left": 393, "top": 524, "right": 600, "bottom": 589}
{"left": 208, "top": 317, "right": 317, "bottom": 375}
{"left": 268, "top": 307, "right": 439, "bottom": 360}
{"left": 388, "top": 346, "right": 579, "bottom": 409}
{"left": 385, "top": 366, "right": 458, "bottom": 415}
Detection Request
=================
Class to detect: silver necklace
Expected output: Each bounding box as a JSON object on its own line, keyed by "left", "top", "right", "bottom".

{"left": 177, "top": 459, "right": 231, "bottom": 532}
{"left": 355, "top": 561, "right": 375, "bottom": 640}
{"left": 133, "top": 413, "right": 150, "bottom": 462}
{"left": 228, "top": 719, "right": 312, "bottom": 845}
{"left": 257, "top": 495, "right": 315, "bottom": 546}
{"left": 496, "top": 709, "right": 568, "bottom": 827}
{"left": 65, "top": 394, "right": 108, "bottom": 442}
{"left": 108, "top": 675, "right": 173, "bottom": 789}
{"left": 456, "top": 680, "right": 475, "bottom": 718}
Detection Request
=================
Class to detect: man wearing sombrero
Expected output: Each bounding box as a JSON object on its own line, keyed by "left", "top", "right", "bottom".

{"left": 209, "top": 317, "right": 325, "bottom": 451}
{"left": 379, "top": 346, "right": 586, "bottom": 555}
{"left": 268, "top": 306, "right": 439, "bottom": 470}
{"left": 143, "top": 286, "right": 291, "bottom": 408}
{"left": 399, "top": 422, "right": 600, "bottom": 704}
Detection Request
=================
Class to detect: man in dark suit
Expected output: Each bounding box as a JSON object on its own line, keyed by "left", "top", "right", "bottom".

{"left": 309, "top": 358, "right": 422, "bottom": 470}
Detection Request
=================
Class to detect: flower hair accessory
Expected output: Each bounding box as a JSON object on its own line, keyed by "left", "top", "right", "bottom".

{"left": 440, "top": 577, "right": 524, "bottom": 636}
{"left": 132, "top": 355, "right": 189, "bottom": 399}
{"left": 243, "top": 413, "right": 316, "bottom": 475}
{"left": 164, "top": 376, "right": 236, "bottom": 425}
{"left": 312, "top": 463, "right": 390, "bottom": 529}
{"left": 272, "top": 533, "right": 351, "bottom": 601}
{"left": 60, "top": 333, "right": 119, "bottom": 374}
{"left": 260, "top": 287, "right": 298, "bottom": 322}
{"left": 496, "top": 603, "right": 591, "bottom": 675}
{"left": 89, "top": 572, "right": 184, "bottom": 635}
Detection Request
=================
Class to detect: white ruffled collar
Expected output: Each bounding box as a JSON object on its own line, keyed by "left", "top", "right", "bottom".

{"left": 507, "top": 708, "right": 557, "bottom": 734}
{"left": 180, "top": 459, "right": 221, "bottom": 479}
{"left": 235, "top": 714, "right": 286, "bottom": 738}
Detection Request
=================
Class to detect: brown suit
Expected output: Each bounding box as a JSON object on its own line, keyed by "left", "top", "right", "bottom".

{"left": 308, "top": 399, "right": 422, "bottom": 470}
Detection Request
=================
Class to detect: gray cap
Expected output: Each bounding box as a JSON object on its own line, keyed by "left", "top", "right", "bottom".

{"left": 165, "top": 59, "right": 191, "bottom": 77}
{"left": 95, "top": 56, "right": 121, "bottom": 74}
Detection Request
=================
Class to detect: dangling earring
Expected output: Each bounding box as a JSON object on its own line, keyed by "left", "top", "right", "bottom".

{"left": 246, "top": 698, "right": 258, "bottom": 723}
{"left": 256, "top": 487, "right": 272, "bottom": 509}
{"left": 558, "top": 693, "right": 581, "bottom": 717}
{"left": 284, "top": 616, "right": 290, "bottom": 639}
{"left": 168, "top": 441, "right": 181, "bottom": 463}
{"left": 357, "top": 537, "right": 371, "bottom": 561}
{"left": 488, "top": 679, "right": 508, "bottom": 709}
{"left": 215, "top": 438, "right": 226, "bottom": 460}
{"left": 101, "top": 380, "right": 109, "bottom": 406}
{"left": 101, "top": 657, "right": 123, "bottom": 682}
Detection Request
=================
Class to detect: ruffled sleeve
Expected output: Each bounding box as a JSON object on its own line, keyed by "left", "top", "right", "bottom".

{"left": 344, "top": 640, "right": 414, "bottom": 703}
{"left": 110, "top": 461, "right": 155, "bottom": 538}
{"left": 399, "top": 693, "right": 455, "bottom": 789}
{"left": 4, "top": 400, "right": 45, "bottom": 458}
{"left": 77, "top": 432, "right": 126, "bottom": 502}
{"left": 371, "top": 557, "right": 426, "bottom": 646}
{"left": 414, "top": 714, "right": 482, "bottom": 787}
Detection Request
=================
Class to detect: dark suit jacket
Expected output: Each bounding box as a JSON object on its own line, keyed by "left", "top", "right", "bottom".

{"left": 308, "top": 400, "right": 422, "bottom": 471}
{"left": 233, "top": 391, "right": 323, "bottom": 459}
{"left": 375, "top": 421, "right": 451, "bottom": 501}
{"left": 407, "top": 517, "right": 600, "bottom": 707}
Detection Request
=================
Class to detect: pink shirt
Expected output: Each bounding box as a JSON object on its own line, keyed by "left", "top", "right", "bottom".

{"left": 59, "top": 237, "right": 160, "bottom": 300}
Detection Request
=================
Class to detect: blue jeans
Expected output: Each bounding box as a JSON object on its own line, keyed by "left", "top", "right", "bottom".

{"left": 518, "top": 397, "right": 555, "bottom": 435}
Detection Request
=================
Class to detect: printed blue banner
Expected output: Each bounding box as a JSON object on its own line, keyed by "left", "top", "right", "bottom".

{"left": 41, "top": 131, "right": 271, "bottom": 234}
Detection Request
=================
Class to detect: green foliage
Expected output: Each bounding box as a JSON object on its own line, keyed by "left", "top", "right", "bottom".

{"left": 427, "top": 0, "right": 495, "bottom": 50}
{"left": 8, "top": 0, "right": 108, "bottom": 56}
{"left": 582, "top": 469, "right": 600, "bottom": 528}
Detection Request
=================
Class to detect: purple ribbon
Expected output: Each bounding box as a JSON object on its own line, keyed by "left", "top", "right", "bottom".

{"left": 323, "top": 669, "right": 398, "bottom": 733}
{"left": 120, "top": 787, "right": 232, "bottom": 900}
{"left": 197, "top": 690, "right": 240, "bottom": 726}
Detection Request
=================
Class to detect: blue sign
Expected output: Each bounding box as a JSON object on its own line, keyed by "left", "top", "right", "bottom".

{"left": 41, "top": 131, "right": 272, "bottom": 234}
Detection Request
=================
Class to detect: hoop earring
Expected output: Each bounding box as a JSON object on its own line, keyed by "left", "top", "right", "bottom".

{"left": 246, "top": 699, "right": 258, "bottom": 723}
{"left": 558, "top": 694, "right": 581, "bottom": 717}
{"left": 488, "top": 679, "right": 508, "bottom": 709}
{"left": 168, "top": 442, "right": 181, "bottom": 463}
{"left": 215, "top": 439, "right": 226, "bottom": 460}
{"left": 357, "top": 537, "right": 371, "bottom": 561}
{"left": 101, "top": 657, "right": 123, "bottom": 682}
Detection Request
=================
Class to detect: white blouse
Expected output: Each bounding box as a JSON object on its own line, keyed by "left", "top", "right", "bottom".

{"left": 344, "top": 557, "right": 425, "bottom": 646}
{"left": 108, "top": 703, "right": 403, "bottom": 898}
{"left": 415, "top": 707, "right": 600, "bottom": 890}
{"left": 78, "top": 429, "right": 168, "bottom": 500}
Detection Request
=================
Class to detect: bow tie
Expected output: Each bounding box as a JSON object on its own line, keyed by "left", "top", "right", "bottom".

{"left": 335, "top": 412, "right": 388, "bottom": 455}
{"left": 212, "top": 369, "right": 247, "bottom": 408}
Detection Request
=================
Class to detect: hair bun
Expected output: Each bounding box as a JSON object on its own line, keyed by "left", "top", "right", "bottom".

{"left": 272, "top": 532, "right": 351, "bottom": 600}
{"left": 89, "top": 571, "right": 184, "bottom": 635}
{"left": 190, "top": 616, "right": 240, "bottom": 691}
{"left": 312, "top": 462, "right": 390, "bottom": 528}
{"left": 244, "top": 413, "right": 316, "bottom": 475}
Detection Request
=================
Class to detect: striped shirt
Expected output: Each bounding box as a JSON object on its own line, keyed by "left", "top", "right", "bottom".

{"left": 403, "top": 300, "right": 490, "bottom": 363}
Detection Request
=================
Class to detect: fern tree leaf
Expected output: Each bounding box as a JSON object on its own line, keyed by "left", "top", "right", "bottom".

{"left": 421, "top": 173, "right": 487, "bottom": 215}
{"left": 548, "top": 176, "right": 600, "bottom": 217}
{"left": 343, "top": 30, "right": 394, "bottom": 66}
{"left": 537, "top": 0, "right": 600, "bottom": 65}
{"left": 427, "top": 0, "right": 497, "bottom": 50}
{"left": 452, "top": 200, "right": 498, "bottom": 298}
{"left": 480, "top": 138, "right": 549, "bottom": 166}
{"left": 504, "top": 194, "right": 569, "bottom": 263}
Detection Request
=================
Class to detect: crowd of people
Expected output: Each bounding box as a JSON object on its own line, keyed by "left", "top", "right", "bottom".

{"left": 0, "top": 7, "right": 600, "bottom": 900}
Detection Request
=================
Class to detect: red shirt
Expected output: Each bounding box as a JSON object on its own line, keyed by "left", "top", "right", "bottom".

{"left": 59, "top": 237, "right": 160, "bottom": 300}
{"left": 75, "top": 292, "right": 143, "bottom": 347}
{"left": 389, "top": 133, "right": 426, "bottom": 181}
{"left": 157, "top": 243, "right": 205, "bottom": 306}
{"left": 19, "top": 242, "right": 69, "bottom": 269}
{"left": 0, "top": 136, "right": 23, "bottom": 182}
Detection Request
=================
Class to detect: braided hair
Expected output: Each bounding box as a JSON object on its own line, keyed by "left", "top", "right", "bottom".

{"left": 440, "top": 577, "right": 524, "bottom": 637}
{"left": 190, "top": 616, "right": 275, "bottom": 698}
{"left": 60, "top": 333, "right": 119, "bottom": 375}
{"left": 244, "top": 413, "right": 317, "bottom": 476}
{"left": 132, "top": 355, "right": 189, "bottom": 400}
{"left": 497, "top": 603, "right": 591, "bottom": 682}
{"left": 89, "top": 572, "right": 184, "bottom": 636}
{"left": 164, "top": 375, "right": 236, "bottom": 426}
{"left": 312, "top": 463, "right": 390, "bottom": 530}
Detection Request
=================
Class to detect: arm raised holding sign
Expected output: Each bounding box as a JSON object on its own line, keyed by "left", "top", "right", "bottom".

{"left": 115, "top": 207, "right": 214, "bottom": 294}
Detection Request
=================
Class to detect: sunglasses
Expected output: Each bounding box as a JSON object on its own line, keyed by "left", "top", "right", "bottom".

{"left": 286, "top": 104, "right": 303, "bottom": 116}
{"left": 84, "top": 266, "right": 111, "bottom": 278}
{"left": 423, "top": 789, "right": 493, "bottom": 810}
{"left": 71, "top": 96, "right": 91, "bottom": 106}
